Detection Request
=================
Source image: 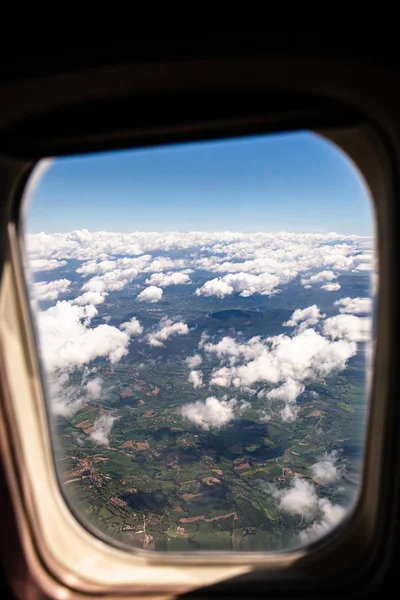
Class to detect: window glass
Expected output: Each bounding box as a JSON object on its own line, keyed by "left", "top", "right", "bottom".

{"left": 22, "top": 131, "right": 376, "bottom": 552}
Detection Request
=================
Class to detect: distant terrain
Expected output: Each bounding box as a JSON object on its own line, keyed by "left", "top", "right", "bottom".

{"left": 26, "top": 230, "right": 374, "bottom": 551}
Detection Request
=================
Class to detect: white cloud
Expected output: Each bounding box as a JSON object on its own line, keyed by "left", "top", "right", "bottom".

{"left": 222, "top": 272, "right": 282, "bottom": 297}
{"left": 142, "top": 257, "right": 187, "bottom": 273}
{"left": 269, "top": 477, "right": 319, "bottom": 518}
{"left": 323, "top": 314, "right": 372, "bottom": 342}
{"left": 280, "top": 404, "right": 300, "bottom": 422}
{"left": 208, "top": 329, "right": 357, "bottom": 390}
{"left": 72, "top": 291, "right": 107, "bottom": 306}
{"left": 29, "top": 258, "right": 67, "bottom": 272}
{"left": 147, "top": 319, "right": 189, "bottom": 347}
{"left": 185, "top": 354, "right": 203, "bottom": 369}
{"left": 195, "top": 278, "right": 234, "bottom": 298}
{"left": 301, "top": 270, "right": 337, "bottom": 287}
{"left": 120, "top": 317, "right": 143, "bottom": 336}
{"left": 25, "top": 230, "right": 374, "bottom": 424}
{"left": 26, "top": 232, "right": 372, "bottom": 284}
{"left": 37, "top": 301, "right": 130, "bottom": 373}
{"left": 85, "top": 377, "right": 102, "bottom": 400}
{"left": 299, "top": 499, "right": 346, "bottom": 544}
{"left": 334, "top": 297, "right": 373, "bottom": 314}
{"left": 266, "top": 379, "right": 305, "bottom": 403}
{"left": 137, "top": 286, "right": 163, "bottom": 303}
{"left": 188, "top": 370, "right": 203, "bottom": 388}
{"left": 196, "top": 272, "right": 283, "bottom": 298}
{"left": 267, "top": 477, "right": 346, "bottom": 544}
{"left": 90, "top": 414, "right": 119, "bottom": 446}
{"left": 311, "top": 451, "right": 343, "bottom": 484}
{"left": 180, "top": 396, "right": 247, "bottom": 430}
{"left": 33, "top": 279, "right": 71, "bottom": 301}
{"left": 77, "top": 255, "right": 152, "bottom": 277}
{"left": 47, "top": 372, "right": 103, "bottom": 417}
{"left": 78, "top": 255, "right": 153, "bottom": 298}
{"left": 321, "top": 282, "right": 341, "bottom": 291}
{"left": 284, "top": 305, "right": 325, "bottom": 330}
{"left": 145, "top": 271, "right": 191, "bottom": 287}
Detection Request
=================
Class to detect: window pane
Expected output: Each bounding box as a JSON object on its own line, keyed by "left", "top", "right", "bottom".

{"left": 21, "top": 131, "right": 376, "bottom": 552}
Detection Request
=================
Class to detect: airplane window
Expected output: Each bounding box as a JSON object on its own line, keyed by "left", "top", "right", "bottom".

{"left": 20, "top": 131, "right": 376, "bottom": 552}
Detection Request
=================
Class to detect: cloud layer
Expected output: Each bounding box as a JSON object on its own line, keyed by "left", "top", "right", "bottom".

{"left": 181, "top": 396, "right": 248, "bottom": 430}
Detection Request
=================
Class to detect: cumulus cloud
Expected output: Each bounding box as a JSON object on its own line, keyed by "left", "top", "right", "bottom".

{"left": 334, "top": 297, "right": 373, "bottom": 314}
{"left": 185, "top": 354, "right": 203, "bottom": 369}
{"left": 266, "top": 379, "right": 305, "bottom": 403}
{"left": 284, "top": 305, "right": 325, "bottom": 330}
{"left": 269, "top": 477, "right": 319, "bottom": 518}
{"left": 321, "top": 282, "right": 341, "bottom": 291}
{"left": 196, "top": 272, "right": 283, "bottom": 298}
{"left": 180, "top": 396, "right": 247, "bottom": 430}
{"left": 147, "top": 319, "right": 189, "bottom": 347}
{"left": 301, "top": 271, "right": 337, "bottom": 287}
{"left": 72, "top": 291, "right": 107, "bottom": 306}
{"left": 323, "top": 314, "right": 372, "bottom": 342}
{"left": 188, "top": 370, "right": 203, "bottom": 388}
{"left": 266, "top": 379, "right": 305, "bottom": 422}
{"left": 37, "top": 301, "right": 130, "bottom": 373}
{"left": 205, "top": 328, "right": 357, "bottom": 422}
{"left": 207, "top": 329, "right": 356, "bottom": 390}
{"left": 90, "top": 414, "right": 119, "bottom": 446}
{"left": 85, "top": 377, "right": 103, "bottom": 400}
{"left": 299, "top": 499, "right": 346, "bottom": 544}
{"left": 120, "top": 317, "right": 143, "bottom": 336}
{"left": 25, "top": 229, "right": 374, "bottom": 424}
{"left": 266, "top": 476, "right": 346, "bottom": 544}
{"left": 311, "top": 451, "right": 343, "bottom": 484}
{"left": 26, "top": 232, "right": 374, "bottom": 315}
{"left": 195, "top": 278, "right": 234, "bottom": 298}
{"left": 33, "top": 279, "right": 71, "bottom": 301}
{"left": 77, "top": 255, "right": 153, "bottom": 298}
{"left": 29, "top": 258, "right": 67, "bottom": 272}
{"left": 26, "top": 232, "right": 373, "bottom": 287}
{"left": 145, "top": 271, "right": 191, "bottom": 287}
{"left": 137, "top": 286, "right": 163, "bottom": 303}
{"left": 48, "top": 372, "right": 103, "bottom": 417}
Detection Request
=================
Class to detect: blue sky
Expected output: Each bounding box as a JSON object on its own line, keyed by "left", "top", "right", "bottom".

{"left": 26, "top": 131, "right": 373, "bottom": 235}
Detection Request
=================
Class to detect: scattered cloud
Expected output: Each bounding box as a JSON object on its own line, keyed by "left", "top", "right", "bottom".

{"left": 29, "top": 258, "right": 67, "bottom": 272}
{"left": 195, "top": 278, "right": 233, "bottom": 298}
{"left": 145, "top": 271, "right": 191, "bottom": 287}
{"left": 33, "top": 278, "right": 71, "bottom": 301}
{"left": 72, "top": 291, "right": 107, "bottom": 306}
{"left": 137, "top": 286, "right": 163, "bottom": 303}
{"left": 90, "top": 414, "right": 119, "bottom": 446}
{"left": 188, "top": 370, "right": 203, "bottom": 388}
{"left": 283, "top": 305, "right": 325, "bottom": 331}
{"left": 185, "top": 354, "right": 203, "bottom": 369}
{"left": 321, "top": 282, "right": 341, "bottom": 291}
{"left": 85, "top": 377, "right": 103, "bottom": 400}
{"left": 311, "top": 451, "right": 343, "bottom": 484}
{"left": 147, "top": 319, "right": 189, "bottom": 347}
{"left": 268, "top": 477, "right": 319, "bottom": 518}
{"left": 180, "top": 396, "right": 247, "bottom": 430}
{"left": 323, "top": 314, "right": 372, "bottom": 342}
{"left": 37, "top": 301, "right": 130, "bottom": 373}
{"left": 334, "top": 297, "right": 373, "bottom": 314}
{"left": 266, "top": 379, "right": 305, "bottom": 422}
{"left": 120, "top": 317, "right": 143, "bottom": 336}
{"left": 207, "top": 329, "right": 357, "bottom": 390}
{"left": 26, "top": 230, "right": 374, "bottom": 426}
{"left": 299, "top": 499, "right": 346, "bottom": 544}
{"left": 266, "top": 476, "right": 346, "bottom": 544}
{"left": 301, "top": 271, "right": 337, "bottom": 287}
